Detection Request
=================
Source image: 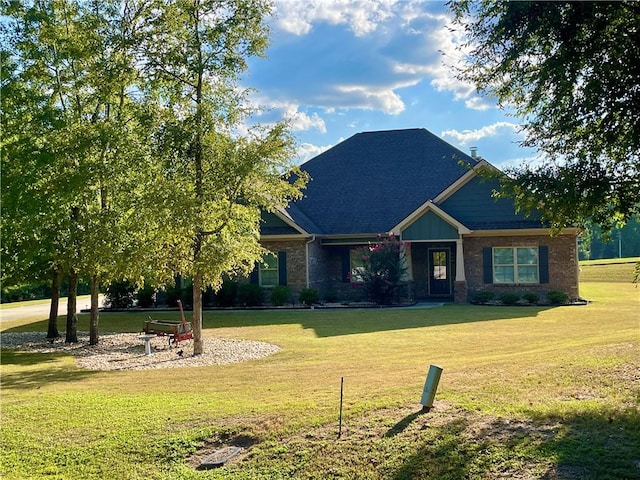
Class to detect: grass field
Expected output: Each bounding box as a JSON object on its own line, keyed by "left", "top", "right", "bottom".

{"left": 1, "top": 262, "right": 638, "bottom": 479}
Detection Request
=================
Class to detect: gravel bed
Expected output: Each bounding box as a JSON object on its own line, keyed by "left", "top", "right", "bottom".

{"left": 0, "top": 331, "right": 280, "bottom": 371}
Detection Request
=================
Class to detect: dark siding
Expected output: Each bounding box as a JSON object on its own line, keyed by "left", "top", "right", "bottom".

{"left": 402, "top": 211, "right": 459, "bottom": 240}
{"left": 441, "top": 176, "right": 541, "bottom": 229}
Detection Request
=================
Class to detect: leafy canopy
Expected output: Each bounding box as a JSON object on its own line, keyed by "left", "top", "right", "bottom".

{"left": 449, "top": 1, "right": 640, "bottom": 231}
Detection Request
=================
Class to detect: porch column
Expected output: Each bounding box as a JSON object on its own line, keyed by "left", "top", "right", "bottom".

{"left": 455, "top": 238, "right": 465, "bottom": 281}
{"left": 454, "top": 236, "right": 468, "bottom": 303}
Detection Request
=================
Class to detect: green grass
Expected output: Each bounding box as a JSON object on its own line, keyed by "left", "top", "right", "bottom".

{"left": 1, "top": 266, "right": 639, "bottom": 479}
{"left": 579, "top": 257, "right": 639, "bottom": 283}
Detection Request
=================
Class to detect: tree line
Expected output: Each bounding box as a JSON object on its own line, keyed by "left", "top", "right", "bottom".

{"left": 1, "top": 0, "right": 308, "bottom": 354}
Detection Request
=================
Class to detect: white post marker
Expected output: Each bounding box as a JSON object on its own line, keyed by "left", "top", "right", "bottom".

{"left": 420, "top": 364, "right": 443, "bottom": 412}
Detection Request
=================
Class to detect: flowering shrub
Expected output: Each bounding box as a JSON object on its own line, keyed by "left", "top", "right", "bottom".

{"left": 354, "top": 234, "right": 407, "bottom": 305}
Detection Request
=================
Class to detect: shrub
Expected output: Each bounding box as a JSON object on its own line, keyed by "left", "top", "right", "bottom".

{"left": 547, "top": 290, "right": 570, "bottom": 304}
{"left": 136, "top": 284, "right": 155, "bottom": 308}
{"left": 238, "top": 283, "right": 263, "bottom": 306}
{"left": 215, "top": 280, "right": 238, "bottom": 307}
{"left": 105, "top": 281, "right": 136, "bottom": 309}
{"left": 323, "top": 289, "right": 338, "bottom": 303}
{"left": 270, "top": 285, "right": 291, "bottom": 306}
{"left": 472, "top": 290, "right": 495, "bottom": 304}
{"left": 499, "top": 292, "right": 520, "bottom": 305}
{"left": 299, "top": 288, "right": 320, "bottom": 306}
{"left": 522, "top": 292, "right": 539, "bottom": 305}
{"left": 354, "top": 233, "right": 407, "bottom": 305}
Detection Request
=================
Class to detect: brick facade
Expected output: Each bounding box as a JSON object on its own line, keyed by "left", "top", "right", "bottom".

{"left": 260, "top": 239, "right": 308, "bottom": 296}
{"left": 462, "top": 233, "right": 580, "bottom": 301}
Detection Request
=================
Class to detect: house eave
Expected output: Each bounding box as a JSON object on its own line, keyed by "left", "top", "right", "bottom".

{"left": 465, "top": 227, "right": 580, "bottom": 237}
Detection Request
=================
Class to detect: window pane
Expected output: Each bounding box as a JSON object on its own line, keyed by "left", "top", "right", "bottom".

{"left": 260, "top": 271, "right": 278, "bottom": 286}
{"left": 260, "top": 254, "right": 278, "bottom": 286}
{"left": 517, "top": 247, "right": 538, "bottom": 265}
{"left": 494, "top": 266, "right": 515, "bottom": 283}
{"left": 517, "top": 266, "right": 539, "bottom": 283}
{"left": 493, "top": 248, "right": 513, "bottom": 265}
{"left": 432, "top": 251, "right": 447, "bottom": 280}
{"left": 264, "top": 254, "right": 278, "bottom": 269}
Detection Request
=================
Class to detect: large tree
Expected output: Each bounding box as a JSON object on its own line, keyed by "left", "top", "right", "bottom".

{"left": 2, "top": 0, "right": 160, "bottom": 343}
{"left": 141, "top": 0, "right": 307, "bottom": 355}
{"left": 449, "top": 1, "right": 640, "bottom": 231}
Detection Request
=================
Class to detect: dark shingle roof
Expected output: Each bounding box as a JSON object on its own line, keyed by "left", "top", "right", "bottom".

{"left": 287, "top": 128, "right": 476, "bottom": 235}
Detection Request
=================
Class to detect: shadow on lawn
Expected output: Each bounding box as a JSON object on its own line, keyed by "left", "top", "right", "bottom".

{"left": 389, "top": 408, "right": 640, "bottom": 480}
{"left": 0, "top": 349, "right": 98, "bottom": 390}
{"left": 202, "top": 304, "right": 556, "bottom": 338}
{"left": 2, "top": 304, "right": 557, "bottom": 339}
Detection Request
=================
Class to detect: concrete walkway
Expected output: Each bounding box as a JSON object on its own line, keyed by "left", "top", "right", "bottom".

{"left": 0, "top": 295, "right": 99, "bottom": 325}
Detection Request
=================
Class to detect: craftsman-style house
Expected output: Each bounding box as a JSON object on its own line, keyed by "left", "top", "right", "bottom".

{"left": 251, "top": 128, "right": 579, "bottom": 303}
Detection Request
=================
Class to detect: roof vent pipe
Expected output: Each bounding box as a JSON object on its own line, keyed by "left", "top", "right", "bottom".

{"left": 470, "top": 146, "right": 478, "bottom": 159}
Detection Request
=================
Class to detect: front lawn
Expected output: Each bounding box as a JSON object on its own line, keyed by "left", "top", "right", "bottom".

{"left": 1, "top": 277, "right": 638, "bottom": 479}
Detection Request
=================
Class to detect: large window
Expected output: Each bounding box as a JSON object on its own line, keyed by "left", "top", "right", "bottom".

{"left": 493, "top": 247, "right": 539, "bottom": 284}
{"left": 259, "top": 254, "right": 279, "bottom": 287}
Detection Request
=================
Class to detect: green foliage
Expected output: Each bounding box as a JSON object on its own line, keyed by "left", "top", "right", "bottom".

{"left": 1, "top": 283, "right": 52, "bottom": 303}
{"left": 104, "top": 282, "right": 136, "bottom": 309}
{"left": 215, "top": 280, "right": 238, "bottom": 307}
{"left": 299, "top": 288, "right": 320, "bottom": 306}
{"left": 499, "top": 292, "right": 520, "bottom": 305}
{"left": 354, "top": 234, "right": 407, "bottom": 305}
{"left": 135, "top": 285, "right": 155, "bottom": 309}
{"left": 270, "top": 285, "right": 291, "bottom": 306}
{"left": 238, "top": 284, "right": 264, "bottom": 307}
{"left": 472, "top": 290, "right": 495, "bottom": 304}
{"left": 522, "top": 292, "right": 539, "bottom": 305}
{"left": 547, "top": 290, "right": 570, "bottom": 305}
{"left": 322, "top": 289, "right": 338, "bottom": 303}
{"left": 450, "top": 1, "right": 640, "bottom": 231}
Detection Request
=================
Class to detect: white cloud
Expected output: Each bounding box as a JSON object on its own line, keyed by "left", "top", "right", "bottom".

{"left": 440, "top": 122, "right": 522, "bottom": 145}
{"left": 274, "top": 0, "right": 398, "bottom": 37}
{"left": 295, "top": 142, "right": 334, "bottom": 163}
{"left": 334, "top": 84, "right": 409, "bottom": 114}
{"left": 290, "top": 111, "right": 327, "bottom": 133}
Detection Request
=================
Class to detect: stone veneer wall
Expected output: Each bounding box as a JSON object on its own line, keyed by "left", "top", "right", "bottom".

{"left": 463, "top": 233, "right": 579, "bottom": 301}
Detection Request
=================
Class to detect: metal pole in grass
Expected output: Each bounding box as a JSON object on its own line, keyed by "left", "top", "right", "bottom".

{"left": 338, "top": 377, "right": 344, "bottom": 438}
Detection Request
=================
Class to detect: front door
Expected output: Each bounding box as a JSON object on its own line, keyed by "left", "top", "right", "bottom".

{"left": 428, "top": 248, "right": 451, "bottom": 296}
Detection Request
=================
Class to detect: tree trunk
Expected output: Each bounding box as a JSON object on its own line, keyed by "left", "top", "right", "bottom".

{"left": 47, "top": 266, "right": 63, "bottom": 339}
{"left": 65, "top": 268, "right": 78, "bottom": 343}
{"left": 192, "top": 272, "right": 203, "bottom": 355}
{"left": 89, "top": 273, "right": 99, "bottom": 345}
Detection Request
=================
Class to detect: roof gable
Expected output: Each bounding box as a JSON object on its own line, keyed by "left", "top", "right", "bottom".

{"left": 440, "top": 175, "right": 543, "bottom": 230}
{"left": 287, "top": 128, "right": 477, "bottom": 235}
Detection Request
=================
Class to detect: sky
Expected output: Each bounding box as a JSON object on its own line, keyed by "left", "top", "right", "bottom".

{"left": 241, "top": 0, "right": 539, "bottom": 168}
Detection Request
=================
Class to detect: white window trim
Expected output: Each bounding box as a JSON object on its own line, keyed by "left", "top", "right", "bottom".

{"left": 493, "top": 246, "right": 540, "bottom": 285}
{"left": 259, "top": 254, "right": 279, "bottom": 287}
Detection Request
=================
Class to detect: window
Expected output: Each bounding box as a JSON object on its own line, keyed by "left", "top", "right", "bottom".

{"left": 350, "top": 249, "right": 366, "bottom": 283}
{"left": 493, "top": 247, "right": 539, "bottom": 284}
{"left": 259, "top": 253, "right": 279, "bottom": 287}
{"left": 432, "top": 251, "right": 447, "bottom": 280}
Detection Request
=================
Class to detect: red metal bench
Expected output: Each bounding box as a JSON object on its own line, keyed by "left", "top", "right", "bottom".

{"left": 143, "top": 300, "right": 193, "bottom": 347}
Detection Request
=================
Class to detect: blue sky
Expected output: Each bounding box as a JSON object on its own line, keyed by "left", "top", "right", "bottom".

{"left": 242, "top": 0, "right": 538, "bottom": 168}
